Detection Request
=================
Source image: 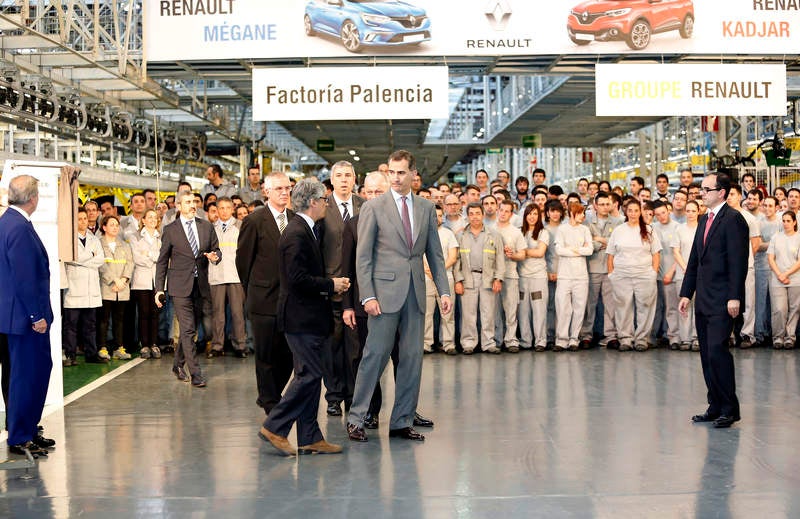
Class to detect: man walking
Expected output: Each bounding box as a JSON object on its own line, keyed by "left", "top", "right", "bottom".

{"left": 347, "top": 150, "right": 452, "bottom": 442}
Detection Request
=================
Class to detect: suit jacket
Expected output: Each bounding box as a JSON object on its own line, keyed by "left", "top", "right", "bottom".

{"left": 320, "top": 194, "right": 364, "bottom": 299}
{"left": 236, "top": 207, "right": 294, "bottom": 316}
{"left": 0, "top": 208, "right": 53, "bottom": 335}
{"left": 341, "top": 214, "right": 365, "bottom": 317}
{"left": 679, "top": 203, "right": 749, "bottom": 315}
{"left": 277, "top": 215, "right": 334, "bottom": 335}
{"left": 356, "top": 192, "right": 449, "bottom": 314}
{"left": 155, "top": 216, "right": 221, "bottom": 298}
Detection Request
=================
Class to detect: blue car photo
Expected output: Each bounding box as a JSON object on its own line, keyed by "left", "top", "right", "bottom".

{"left": 304, "top": 0, "right": 431, "bottom": 53}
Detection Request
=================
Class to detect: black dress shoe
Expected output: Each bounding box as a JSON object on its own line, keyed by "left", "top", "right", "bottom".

{"left": 191, "top": 375, "right": 207, "bottom": 388}
{"left": 206, "top": 349, "right": 223, "bottom": 359}
{"left": 607, "top": 339, "right": 620, "bottom": 350}
{"left": 85, "top": 355, "right": 109, "bottom": 364}
{"left": 327, "top": 402, "right": 343, "bottom": 416}
{"left": 347, "top": 423, "right": 368, "bottom": 442}
{"left": 9, "top": 441, "right": 48, "bottom": 458}
{"left": 713, "top": 415, "right": 739, "bottom": 428}
{"left": 172, "top": 365, "right": 189, "bottom": 382}
{"left": 32, "top": 435, "right": 56, "bottom": 448}
{"left": 691, "top": 411, "right": 719, "bottom": 423}
{"left": 389, "top": 427, "right": 425, "bottom": 441}
{"left": 234, "top": 350, "right": 248, "bottom": 358}
{"left": 364, "top": 413, "right": 379, "bottom": 429}
{"left": 413, "top": 412, "right": 434, "bottom": 428}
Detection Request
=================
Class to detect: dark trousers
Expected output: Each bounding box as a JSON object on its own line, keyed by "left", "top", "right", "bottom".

{"left": 6, "top": 329, "right": 52, "bottom": 445}
{"left": 0, "top": 333, "right": 9, "bottom": 409}
{"left": 696, "top": 311, "right": 740, "bottom": 418}
{"left": 263, "top": 332, "right": 325, "bottom": 446}
{"left": 322, "top": 304, "right": 348, "bottom": 405}
{"left": 98, "top": 300, "right": 126, "bottom": 350}
{"left": 172, "top": 280, "right": 203, "bottom": 378}
{"left": 132, "top": 289, "right": 159, "bottom": 347}
{"left": 63, "top": 307, "right": 98, "bottom": 359}
{"left": 251, "top": 312, "right": 293, "bottom": 414}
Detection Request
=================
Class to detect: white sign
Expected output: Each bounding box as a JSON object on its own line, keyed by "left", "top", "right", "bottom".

{"left": 595, "top": 64, "right": 787, "bottom": 117}
{"left": 252, "top": 66, "right": 449, "bottom": 121}
{"left": 144, "top": 0, "right": 800, "bottom": 61}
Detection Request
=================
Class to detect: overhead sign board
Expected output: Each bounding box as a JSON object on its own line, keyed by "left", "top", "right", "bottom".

{"left": 252, "top": 66, "right": 450, "bottom": 121}
{"left": 595, "top": 64, "right": 787, "bottom": 117}
{"left": 144, "top": 1, "right": 800, "bottom": 61}
{"left": 316, "top": 139, "right": 335, "bottom": 152}
{"left": 522, "top": 134, "right": 542, "bottom": 148}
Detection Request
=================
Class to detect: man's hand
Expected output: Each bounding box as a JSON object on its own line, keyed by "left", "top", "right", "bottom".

{"left": 364, "top": 299, "right": 381, "bottom": 316}
{"left": 32, "top": 319, "right": 47, "bottom": 334}
{"left": 548, "top": 272, "right": 557, "bottom": 282}
{"left": 343, "top": 309, "right": 357, "bottom": 329}
{"left": 454, "top": 281, "right": 464, "bottom": 296}
{"left": 332, "top": 277, "right": 350, "bottom": 294}
{"left": 440, "top": 295, "right": 453, "bottom": 315}
{"left": 204, "top": 251, "right": 219, "bottom": 263}
{"left": 492, "top": 279, "right": 503, "bottom": 293}
{"left": 678, "top": 296, "right": 691, "bottom": 317}
{"left": 155, "top": 291, "right": 165, "bottom": 308}
{"left": 727, "top": 299, "right": 740, "bottom": 318}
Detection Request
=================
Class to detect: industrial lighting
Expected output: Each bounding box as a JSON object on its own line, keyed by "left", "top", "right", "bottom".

{"left": 349, "top": 149, "right": 357, "bottom": 155}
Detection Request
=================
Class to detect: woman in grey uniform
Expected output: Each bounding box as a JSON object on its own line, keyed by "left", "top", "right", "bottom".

{"left": 673, "top": 200, "right": 700, "bottom": 351}
{"left": 607, "top": 199, "right": 661, "bottom": 352}
{"left": 518, "top": 204, "right": 549, "bottom": 352}
{"left": 767, "top": 210, "right": 800, "bottom": 349}
{"left": 554, "top": 203, "right": 593, "bottom": 351}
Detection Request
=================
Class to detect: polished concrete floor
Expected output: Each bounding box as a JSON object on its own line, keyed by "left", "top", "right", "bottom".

{"left": 1, "top": 348, "right": 800, "bottom": 518}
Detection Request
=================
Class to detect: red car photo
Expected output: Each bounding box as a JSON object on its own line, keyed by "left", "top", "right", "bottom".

{"left": 567, "top": 0, "right": 694, "bottom": 50}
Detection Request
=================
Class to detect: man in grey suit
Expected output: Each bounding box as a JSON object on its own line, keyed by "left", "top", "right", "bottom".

{"left": 347, "top": 150, "right": 452, "bottom": 442}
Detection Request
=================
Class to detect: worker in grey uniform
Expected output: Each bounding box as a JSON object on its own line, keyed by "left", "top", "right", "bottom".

{"left": 493, "top": 200, "right": 527, "bottom": 352}
{"left": 454, "top": 203, "right": 504, "bottom": 354}
{"left": 651, "top": 200, "right": 681, "bottom": 349}
{"left": 544, "top": 200, "right": 565, "bottom": 348}
{"left": 580, "top": 191, "right": 621, "bottom": 349}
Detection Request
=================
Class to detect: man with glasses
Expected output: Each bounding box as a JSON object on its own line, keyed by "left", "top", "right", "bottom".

{"left": 679, "top": 172, "right": 749, "bottom": 429}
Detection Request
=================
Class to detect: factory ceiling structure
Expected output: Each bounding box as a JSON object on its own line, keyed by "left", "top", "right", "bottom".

{"left": 0, "top": 2, "right": 798, "bottom": 182}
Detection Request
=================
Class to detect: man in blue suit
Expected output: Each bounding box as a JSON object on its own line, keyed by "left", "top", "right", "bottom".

{"left": 0, "top": 175, "right": 54, "bottom": 458}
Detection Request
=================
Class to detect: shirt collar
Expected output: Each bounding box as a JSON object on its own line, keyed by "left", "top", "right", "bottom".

{"left": 298, "top": 212, "right": 315, "bottom": 232}
{"left": 268, "top": 204, "right": 286, "bottom": 220}
{"left": 8, "top": 205, "right": 31, "bottom": 222}
{"left": 391, "top": 189, "right": 411, "bottom": 204}
{"left": 708, "top": 201, "right": 727, "bottom": 218}
{"left": 332, "top": 193, "right": 352, "bottom": 207}
{"left": 179, "top": 215, "right": 195, "bottom": 226}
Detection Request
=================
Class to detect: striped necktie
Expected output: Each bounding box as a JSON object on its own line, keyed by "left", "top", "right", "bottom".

{"left": 186, "top": 220, "right": 199, "bottom": 277}
{"left": 278, "top": 213, "right": 286, "bottom": 234}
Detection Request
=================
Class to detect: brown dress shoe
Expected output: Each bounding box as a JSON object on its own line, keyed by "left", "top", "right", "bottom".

{"left": 298, "top": 440, "right": 343, "bottom": 455}
{"left": 347, "top": 423, "right": 368, "bottom": 442}
{"left": 258, "top": 427, "right": 296, "bottom": 456}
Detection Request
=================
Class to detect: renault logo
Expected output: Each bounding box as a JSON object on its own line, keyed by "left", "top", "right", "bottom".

{"left": 581, "top": 11, "right": 589, "bottom": 22}
{"left": 485, "top": 0, "right": 512, "bottom": 31}
{"left": 409, "top": 15, "right": 417, "bottom": 26}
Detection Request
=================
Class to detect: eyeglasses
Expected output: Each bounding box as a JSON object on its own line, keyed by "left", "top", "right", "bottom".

{"left": 700, "top": 187, "right": 720, "bottom": 193}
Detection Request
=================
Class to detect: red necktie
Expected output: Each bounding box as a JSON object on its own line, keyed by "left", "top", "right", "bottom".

{"left": 703, "top": 211, "right": 715, "bottom": 245}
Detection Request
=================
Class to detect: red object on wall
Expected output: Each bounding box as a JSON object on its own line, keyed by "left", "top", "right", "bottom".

{"left": 582, "top": 151, "right": 594, "bottom": 163}
{"left": 701, "top": 116, "right": 719, "bottom": 132}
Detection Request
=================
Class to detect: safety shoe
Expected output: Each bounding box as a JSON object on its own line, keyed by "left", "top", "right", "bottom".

{"left": 140, "top": 346, "right": 151, "bottom": 359}
{"left": 150, "top": 345, "right": 162, "bottom": 359}
{"left": 112, "top": 347, "right": 132, "bottom": 360}
{"left": 98, "top": 347, "right": 111, "bottom": 360}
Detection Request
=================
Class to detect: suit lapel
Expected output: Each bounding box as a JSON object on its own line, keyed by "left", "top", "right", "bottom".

{"left": 700, "top": 205, "right": 726, "bottom": 259}
{"left": 384, "top": 192, "right": 410, "bottom": 249}
{"left": 298, "top": 215, "right": 324, "bottom": 265}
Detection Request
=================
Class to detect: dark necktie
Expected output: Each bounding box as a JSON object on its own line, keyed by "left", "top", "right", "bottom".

{"left": 186, "top": 220, "right": 199, "bottom": 277}
{"left": 341, "top": 202, "right": 351, "bottom": 223}
{"left": 79, "top": 236, "right": 86, "bottom": 248}
{"left": 401, "top": 196, "right": 413, "bottom": 252}
{"left": 277, "top": 213, "right": 286, "bottom": 234}
{"left": 222, "top": 222, "right": 227, "bottom": 233}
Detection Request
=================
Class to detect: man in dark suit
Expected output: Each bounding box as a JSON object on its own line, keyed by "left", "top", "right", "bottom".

{"left": 236, "top": 172, "right": 294, "bottom": 415}
{"left": 0, "top": 175, "right": 54, "bottom": 458}
{"left": 155, "top": 192, "right": 221, "bottom": 388}
{"left": 319, "top": 160, "right": 364, "bottom": 416}
{"left": 258, "top": 179, "right": 350, "bottom": 456}
{"left": 679, "top": 172, "right": 749, "bottom": 429}
{"left": 347, "top": 150, "right": 452, "bottom": 443}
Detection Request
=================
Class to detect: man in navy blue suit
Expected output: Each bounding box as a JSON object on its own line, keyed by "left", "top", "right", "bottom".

{"left": 679, "top": 172, "right": 749, "bottom": 429}
{"left": 0, "top": 175, "right": 55, "bottom": 458}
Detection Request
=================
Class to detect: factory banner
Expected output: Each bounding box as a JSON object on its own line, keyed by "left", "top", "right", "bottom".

{"left": 595, "top": 64, "right": 787, "bottom": 116}
{"left": 251, "top": 66, "right": 450, "bottom": 120}
{"left": 144, "top": 0, "right": 800, "bottom": 60}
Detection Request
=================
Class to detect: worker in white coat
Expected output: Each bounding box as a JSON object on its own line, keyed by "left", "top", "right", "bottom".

{"left": 554, "top": 202, "right": 593, "bottom": 351}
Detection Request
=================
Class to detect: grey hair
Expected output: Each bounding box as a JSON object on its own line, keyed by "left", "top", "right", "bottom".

{"left": 291, "top": 178, "right": 325, "bottom": 213}
{"left": 331, "top": 161, "right": 354, "bottom": 175}
{"left": 364, "top": 171, "right": 389, "bottom": 187}
{"left": 264, "top": 171, "right": 289, "bottom": 189}
{"left": 7, "top": 175, "right": 39, "bottom": 206}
